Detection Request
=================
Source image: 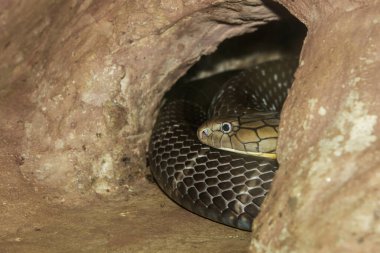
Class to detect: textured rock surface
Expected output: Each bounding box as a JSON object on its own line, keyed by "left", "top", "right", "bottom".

{"left": 251, "top": 1, "right": 380, "bottom": 252}
{"left": 0, "top": 180, "right": 251, "bottom": 253}
{"left": 0, "top": 0, "right": 379, "bottom": 252}
{"left": 0, "top": 0, "right": 275, "bottom": 252}
{"left": 0, "top": 0, "right": 279, "bottom": 199}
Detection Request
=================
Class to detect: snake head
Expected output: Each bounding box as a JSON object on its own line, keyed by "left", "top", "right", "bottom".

{"left": 197, "top": 117, "right": 239, "bottom": 148}
{"left": 197, "top": 113, "right": 279, "bottom": 159}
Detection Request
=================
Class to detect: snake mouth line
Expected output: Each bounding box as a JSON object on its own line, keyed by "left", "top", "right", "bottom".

{"left": 218, "top": 147, "right": 278, "bottom": 159}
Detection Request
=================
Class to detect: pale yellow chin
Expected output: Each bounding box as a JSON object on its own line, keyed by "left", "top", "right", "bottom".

{"left": 219, "top": 147, "right": 277, "bottom": 159}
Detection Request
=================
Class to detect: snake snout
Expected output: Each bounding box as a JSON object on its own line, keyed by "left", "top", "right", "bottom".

{"left": 197, "top": 124, "right": 212, "bottom": 143}
{"left": 199, "top": 129, "right": 205, "bottom": 139}
{"left": 202, "top": 128, "right": 211, "bottom": 138}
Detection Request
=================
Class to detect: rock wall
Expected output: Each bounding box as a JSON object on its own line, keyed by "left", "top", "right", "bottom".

{"left": 251, "top": 1, "right": 380, "bottom": 252}
{"left": 0, "top": 0, "right": 378, "bottom": 252}
{"left": 0, "top": 0, "right": 280, "bottom": 199}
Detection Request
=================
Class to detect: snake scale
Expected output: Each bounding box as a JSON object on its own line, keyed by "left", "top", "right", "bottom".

{"left": 149, "top": 58, "right": 298, "bottom": 231}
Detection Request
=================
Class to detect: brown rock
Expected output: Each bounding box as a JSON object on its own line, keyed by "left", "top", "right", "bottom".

{"left": 0, "top": 0, "right": 279, "bottom": 199}
{"left": 0, "top": 0, "right": 378, "bottom": 252}
{"left": 0, "top": 0, "right": 275, "bottom": 251}
{"left": 251, "top": 1, "right": 380, "bottom": 252}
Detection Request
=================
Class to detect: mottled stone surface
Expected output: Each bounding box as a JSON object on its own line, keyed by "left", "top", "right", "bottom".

{"left": 0, "top": 0, "right": 276, "bottom": 252}
{"left": 0, "top": 0, "right": 279, "bottom": 199}
{"left": 1, "top": 0, "right": 379, "bottom": 252}
{"left": 251, "top": 1, "right": 380, "bottom": 252}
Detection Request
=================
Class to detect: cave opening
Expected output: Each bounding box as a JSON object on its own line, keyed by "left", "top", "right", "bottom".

{"left": 182, "top": 18, "right": 306, "bottom": 85}
{"left": 1, "top": 0, "right": 377, "bottom": 252}
{"left": 148, "top": 13, "right": 307, "bottom": 232}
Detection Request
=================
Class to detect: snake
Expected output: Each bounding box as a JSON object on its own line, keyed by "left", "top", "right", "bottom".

{"left": 148, "top": 58, "right": 298, "bottom": 231}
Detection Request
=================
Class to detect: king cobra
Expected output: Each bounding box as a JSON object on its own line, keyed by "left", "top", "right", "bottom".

{"left": 148, "top": 58, "right": 298, "bottom": 231}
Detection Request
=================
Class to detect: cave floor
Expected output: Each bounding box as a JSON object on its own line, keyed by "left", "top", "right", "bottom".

{"left": 0, "top": 180, "right": 250, "bottom": 253}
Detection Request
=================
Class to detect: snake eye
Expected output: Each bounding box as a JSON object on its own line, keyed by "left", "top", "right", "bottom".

{"left": 221, "top": 122, "right": 232, "bottom": 133}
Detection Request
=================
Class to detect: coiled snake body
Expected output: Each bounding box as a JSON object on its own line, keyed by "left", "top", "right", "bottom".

{"left": 149, "top": 59, "right": 298, "bottom": 231}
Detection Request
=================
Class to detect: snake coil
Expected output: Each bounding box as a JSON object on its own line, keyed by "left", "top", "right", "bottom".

{"left": 149, "top": 58, "right": 298, "bottom": 230}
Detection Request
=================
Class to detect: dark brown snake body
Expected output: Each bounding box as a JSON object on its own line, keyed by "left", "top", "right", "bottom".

{"left": 148, "top": 59, "right": 298, "bottom": 230}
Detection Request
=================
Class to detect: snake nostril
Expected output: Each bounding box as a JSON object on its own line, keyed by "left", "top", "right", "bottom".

{"left": 202, "top": 128, "right": 210, "bottom": 138}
